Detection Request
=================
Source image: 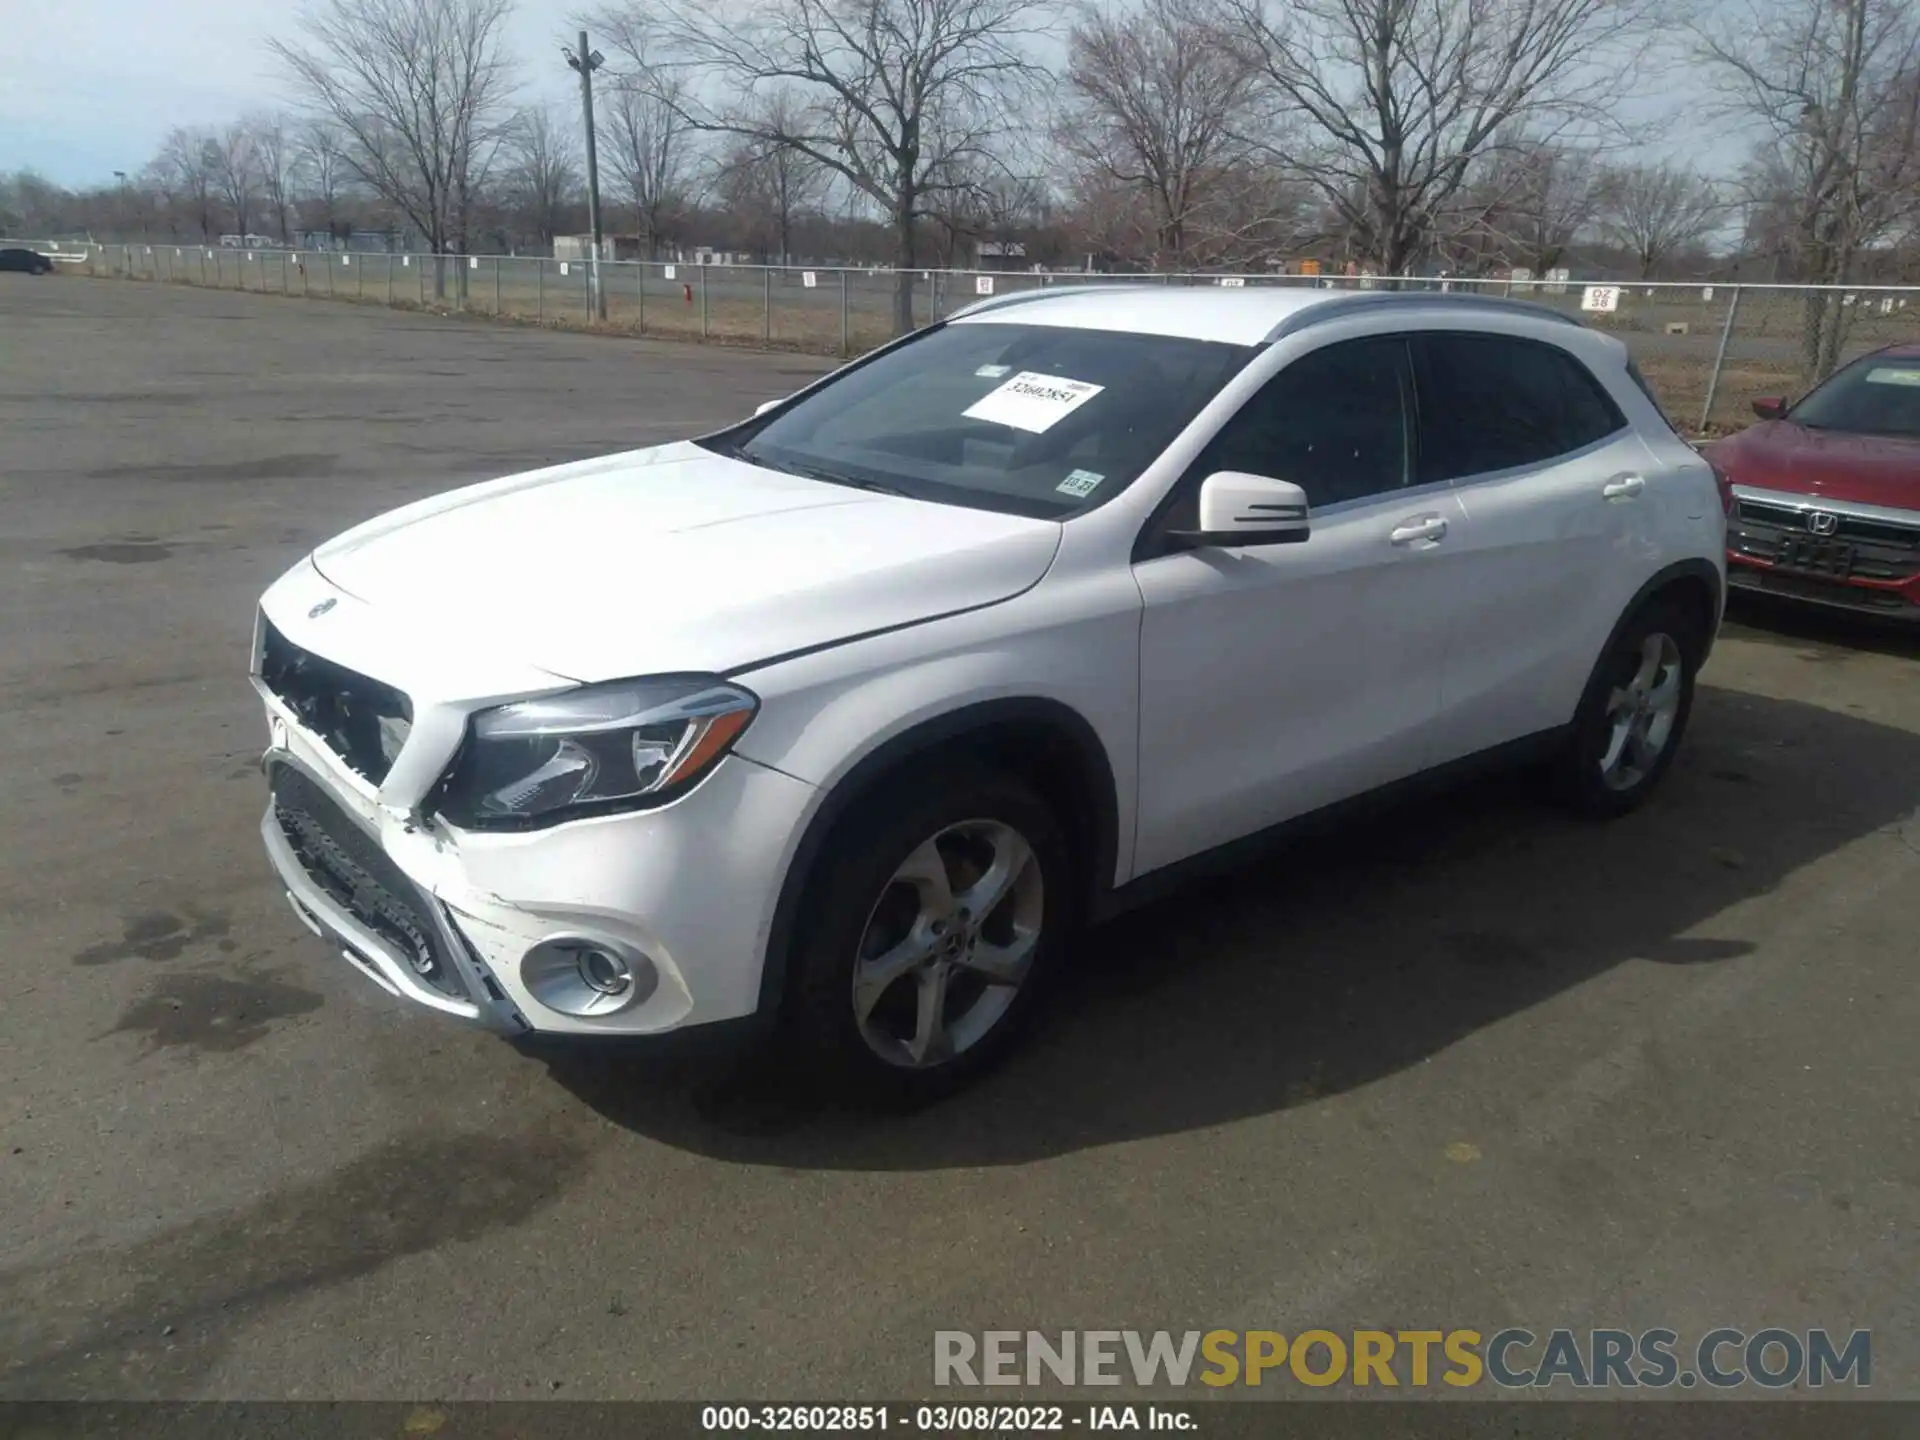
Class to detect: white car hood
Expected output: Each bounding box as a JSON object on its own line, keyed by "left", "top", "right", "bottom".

{"left": 308, "top": 442, "right": 1062, "bottom": 682}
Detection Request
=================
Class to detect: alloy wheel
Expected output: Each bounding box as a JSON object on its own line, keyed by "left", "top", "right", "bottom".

{"left": 1599, "top": 631, "right": 1684, "bottom": 792}
{"left": 850, "top": 818, "right": 1045, "bottom": 1069}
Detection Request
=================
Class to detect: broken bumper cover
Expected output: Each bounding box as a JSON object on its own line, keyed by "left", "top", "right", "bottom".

{"left": 259, "top": 738, "right": 819, "bottom": 1038}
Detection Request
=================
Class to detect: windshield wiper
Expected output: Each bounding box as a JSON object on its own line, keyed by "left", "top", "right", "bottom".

{"left": 742, "top": 449, "right": 910, "bottom": 497}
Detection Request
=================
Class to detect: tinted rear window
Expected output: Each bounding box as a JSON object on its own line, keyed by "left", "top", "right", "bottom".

{"left": 1414, "top": 333, "right": 1627, "bottom": 482}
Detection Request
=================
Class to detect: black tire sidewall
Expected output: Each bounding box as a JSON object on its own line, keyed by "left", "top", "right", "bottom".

{"left": 782, "top": 766, "right": 1075, "bottom": 1101}
{"left": 1559, "top": 598, "right": 1703, "bottom": 816}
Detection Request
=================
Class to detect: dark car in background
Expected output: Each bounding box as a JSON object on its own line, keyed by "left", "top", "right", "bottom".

{"left": 0, "top": 247, "right": 56, "bottom": 275}
{"left": 1709, "top": 344, "right": 1920, "bottom": 622}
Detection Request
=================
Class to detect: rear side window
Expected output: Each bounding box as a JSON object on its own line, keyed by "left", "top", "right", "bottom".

{"left": 1414, "top": 334, "right": 1627, "bottom": 483}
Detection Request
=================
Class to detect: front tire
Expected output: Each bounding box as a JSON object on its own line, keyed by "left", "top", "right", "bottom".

{"left": 1553, "top": 596, "right": 1703, "bottom": 818}
{"left": 783, "top": 766, "right": 1075, "bottom": 1103}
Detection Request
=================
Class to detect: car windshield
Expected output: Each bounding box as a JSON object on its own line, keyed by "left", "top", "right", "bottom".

{"left": 1790, "top": 355, "right": 1920, "bottom": 437}
{"left": 705, "top": 320, "right": 1255, "bottom": 518}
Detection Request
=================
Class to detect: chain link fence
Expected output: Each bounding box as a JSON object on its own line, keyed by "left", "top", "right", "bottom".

{"left": 50, "top": 241, "right": 1920, "bottom": 436}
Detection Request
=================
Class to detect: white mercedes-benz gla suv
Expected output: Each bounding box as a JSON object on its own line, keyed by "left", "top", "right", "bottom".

{"left": 254, "top": 286, "right": 1728, "bottom": 1097}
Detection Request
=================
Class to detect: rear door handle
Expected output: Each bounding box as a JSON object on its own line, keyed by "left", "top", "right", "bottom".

{"left": 1389, "top": 515, "right": 1448, "bottom": 546}
{"left": 1602, "top": 474, "right": 1646, "bottom": 500}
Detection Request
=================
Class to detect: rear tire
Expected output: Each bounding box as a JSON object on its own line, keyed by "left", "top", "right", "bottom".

{"left": 781, "top": 765, "right": 1075, "bottom": 1105}
{"left": 1552, "top": 596, "right": 1703, "bottom": 818}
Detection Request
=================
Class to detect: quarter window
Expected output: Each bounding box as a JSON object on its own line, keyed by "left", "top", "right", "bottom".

{"left": 1414, "top": 333, "right": 1627, "bottom": 483}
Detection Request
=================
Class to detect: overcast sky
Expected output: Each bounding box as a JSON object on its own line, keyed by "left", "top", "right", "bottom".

{"left": 5, "top": 0, "right": 1749, "bottom": 192}
{"left": 1, "top": 0, "right": 580, "bottom": 187}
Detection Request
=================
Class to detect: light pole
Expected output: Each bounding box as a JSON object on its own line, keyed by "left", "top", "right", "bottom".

{"left": 565, "top": 31, "right": 608, "bottom": 321}
{"left": 114, "top": 170, "right": 128, "bottom": 242}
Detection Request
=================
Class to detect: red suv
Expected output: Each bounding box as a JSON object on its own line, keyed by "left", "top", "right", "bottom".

{"left": 1709, "top": 343, "right": 1920, "bottom": 622}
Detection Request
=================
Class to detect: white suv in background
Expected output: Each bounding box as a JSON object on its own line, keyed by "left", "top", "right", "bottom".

{"left": 253, "top": 286, "right": 1727, "bottom": 1098}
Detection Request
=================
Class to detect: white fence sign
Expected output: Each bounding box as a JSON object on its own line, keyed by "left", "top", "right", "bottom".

{"left": 559, "top": 262, "right": 569, "bottom": 276}
{"left": 802, "top": 271, "right": 817, "bottom": 288}
{"left": 470, "top": 256, "right": 479, "bottom": 269}
{"left": 664, "top": 264, "right": 676, "bottom": 279}
{"left": 1510, "top": 267, "right": 1533, "bottom": 284}
{"left": 1702, "top": 286, "right": 1714, "bottom": 301}
{"left": 1218, "top": 276, "right": 1246, "bottom": 288}
{"left": 402, "top": 255, "right": 410, "bottom": 266}
{"left": 1544, "top": 267, "right": 1571, "bottom": 295}
{"left": 976, "top": 275, "right": 994, "bottom": 295}
{"left": 1581, "top": 285, "right": 1621, "bottom": 313}
{"left": 340, "top": 255, "right": 350, "bottom": 266}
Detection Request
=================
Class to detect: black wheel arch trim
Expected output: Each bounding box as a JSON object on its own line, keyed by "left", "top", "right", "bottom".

{"left": 1603, "top": 558, "right": 1724, "bottom": 670}
{"left": 754, "top": 696, "right": 1120, "bottom": 1021}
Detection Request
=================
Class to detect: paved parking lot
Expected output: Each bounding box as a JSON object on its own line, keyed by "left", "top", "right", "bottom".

{"left": 2, "top": 278, "right": 1917, "bottom": 1402}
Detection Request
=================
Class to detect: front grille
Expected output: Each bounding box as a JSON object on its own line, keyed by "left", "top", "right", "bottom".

{"left": 259, "top": 616, "right": 412, "bottom": 784}
{"left": 269, "top": 764, "right": 465, "bottom": 999}
{"left": 1731, "top": 499, "right": 1920, "bottom": 584}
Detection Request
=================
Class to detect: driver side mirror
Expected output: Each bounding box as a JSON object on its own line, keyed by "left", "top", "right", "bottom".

{"left": 1169, "top": 472, "right": 1311, "bottom": 550}
{"left": 1751, "top": 396, "right": 1787, "bottom": 421}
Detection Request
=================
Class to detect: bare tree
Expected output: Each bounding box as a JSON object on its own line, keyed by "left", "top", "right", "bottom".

{"left": 1442, "top": 139, "right": 1602, "bottom": 275}
{"left": 272, "top": 0, "right": 517, "bottom": 295}
{"left": 295, "top": 120, "right": 352, "bottom": 239}
{"left": 590, "top": 0, "right": 1051, "bottom": 332}
{"left": 595, "top": 46, "right": 696, "bottom": 258}
{"left": 1700, "top": 0, "right": 1920, "bottom": 377}
{"left": 1060, "top": 0, "right": 1262, "bottom": 267}
{"left": 1594, "top": 161, "right": 1722, "bottom": 278}
{"left": 249, "top": 114, "right": 299, "bottom": 242}
{"left": 710, "top": 91, "right": 825, "bottom": 264}
{"left": 1214, "top": 0, "right": 1661, "bottom": 276}
{"left": 502, "top": 106, "right": 580, "bottom": 248}
{"left": 209, "top": 123, "right": 262, "bottom": 238}
{"left": 156, "top": 128, "right": 222, "bottom": 241}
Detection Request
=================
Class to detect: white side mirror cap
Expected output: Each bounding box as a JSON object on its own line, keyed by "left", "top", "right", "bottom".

{"left": 1186, "top": 471, "right": 1311, "bottom": 547}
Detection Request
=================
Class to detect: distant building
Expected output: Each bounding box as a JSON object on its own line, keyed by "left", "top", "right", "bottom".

{"left": 972, "top": 239, "right": 1027, "bottom": 271}
{"left": 554, "top": 235, "right": 647, "bottom": 261}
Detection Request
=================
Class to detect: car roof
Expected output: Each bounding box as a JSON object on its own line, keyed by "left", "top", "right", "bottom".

{"left": 948, "top": 284, "right": 1584, "bottom": 347}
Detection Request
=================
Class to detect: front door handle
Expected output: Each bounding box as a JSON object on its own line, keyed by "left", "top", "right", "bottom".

{"left": 1390, "top": 515, "right": 1449, "bottom": 546}
{"left": 1602, "top": 474, "right": 1646, "bottom": 500}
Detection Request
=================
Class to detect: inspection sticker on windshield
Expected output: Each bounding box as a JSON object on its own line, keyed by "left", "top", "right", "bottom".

{"left": 1866, "top": 367, "right": 1920, "bottom": 386}
{"left": 1057, "top": 468, "right": 1104, "bottom": 497}
{"left": 963, "top": 371, "right": 1105, "bottom": 433}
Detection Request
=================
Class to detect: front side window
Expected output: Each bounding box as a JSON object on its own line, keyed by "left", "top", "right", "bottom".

{"left": 1187, "top": 336, "right": 1413, "bottom": 509}
{"left": 707, "top": 321, "right": 1254, "bottom": 518}
{"left": 1414, "top": 333, "right": 1627, "bottom": 483}
{"left": 1789, "top": 354, "right": 1920, "bottom": 437}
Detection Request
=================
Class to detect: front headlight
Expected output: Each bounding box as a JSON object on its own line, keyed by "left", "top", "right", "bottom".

{"left": 437, "top": 675, "right": 759, "bottom": 829}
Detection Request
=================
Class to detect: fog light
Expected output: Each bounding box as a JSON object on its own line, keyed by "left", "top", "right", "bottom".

{"left": 521, "top": 936, "right": 658, "bottom": 1016}
{"left": 577, "top": 946, "right": 630, "bottom": 996}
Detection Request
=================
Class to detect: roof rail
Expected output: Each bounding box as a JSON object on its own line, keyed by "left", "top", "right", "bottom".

{"left": 1265, "top": 290, "right": 1586, "bottom": 342}
{"left": 945, "top": 282, "right": 1159, "bottom": 321}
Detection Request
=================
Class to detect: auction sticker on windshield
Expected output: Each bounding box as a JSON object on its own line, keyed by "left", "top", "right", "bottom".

{"left": 964, "top": 372, "right": 1105, "bottom": 433}
{"left": 1866, "top": 367, "right": 1920, "bottom": 386}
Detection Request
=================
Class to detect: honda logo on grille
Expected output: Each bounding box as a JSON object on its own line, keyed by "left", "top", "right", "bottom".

{"left": 1807, "top": 511, "right": 1840, "bottom": 536}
